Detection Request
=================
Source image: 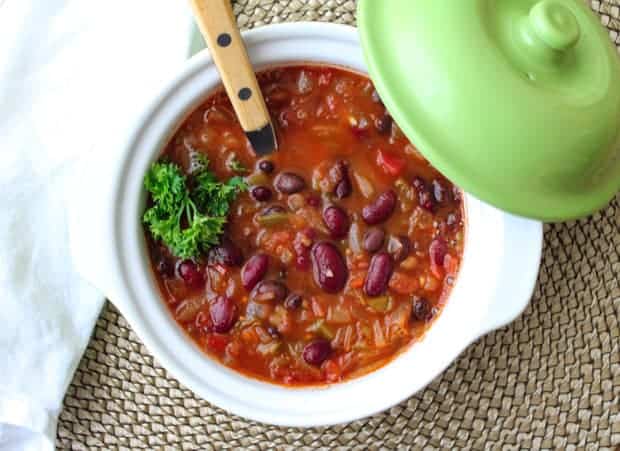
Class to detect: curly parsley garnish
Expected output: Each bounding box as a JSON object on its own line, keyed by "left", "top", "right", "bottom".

{"left": 143, "top": 157, "right": 247, "bottom": 259}
{"left": 228, "top": 157, "right": 249, "bottom": 174}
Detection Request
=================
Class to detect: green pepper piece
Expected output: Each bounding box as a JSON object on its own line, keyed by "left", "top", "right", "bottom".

{"left": 306, "top": 320, "right": 335, "bottom": 340}
{"left": 257, "top": 212, "right": 289, "bottom": 227}
{"left": 245, "top": 172, "right": 269, "bottom": 186}
{"left": 367, "top": 296, "right": 390, "bottom": 312}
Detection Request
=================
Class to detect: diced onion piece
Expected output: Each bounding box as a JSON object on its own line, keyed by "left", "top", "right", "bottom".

{"left": 255, "top": 326, "right": 272, "bottom": 344}
{"left": 311, "top": 124, "right": 341, "bottom": 137}
{"left": 400, "top": 256, "right": 418, "bottom": 270}
{"left": 257, "top": 341, "right": 282, "bottom": 356}
{"left": 175, "top": 296, "right": 207, "bottom": 322}
{"left": 287, "top": 194, "right": 305, "bottom": 211}
{"left": 343, "top": 325, "right": 354, "bottom": 352}
{"left": 353, "top": 173, "right": 375, "bottom": 198}
{"left": 385, "top": 303, "right": 411, "bottom": 339}
{"left": 373, "top": 319, "right": 387, "bottom": 348}
{"left": 326, "top": 304, "right": 352, "bottom": 324}
{"left": 348, "top": 222, "right": 362, "bottom": 254}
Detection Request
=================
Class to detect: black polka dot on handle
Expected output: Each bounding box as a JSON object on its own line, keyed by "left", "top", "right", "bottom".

{"left": 217, "top": 33, "right": 232, "bottom": 47}
{"left": 238, "top": 87, "right": 252, "bottom": 101}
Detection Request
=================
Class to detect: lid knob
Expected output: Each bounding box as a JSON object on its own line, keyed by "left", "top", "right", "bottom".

{"left": 529, "top": 0, "right": 580, "bottom": 52}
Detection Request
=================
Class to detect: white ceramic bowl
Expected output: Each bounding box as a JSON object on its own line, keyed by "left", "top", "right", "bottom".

{"left": 70, "top": 23, "right": 543, "bottom": 427}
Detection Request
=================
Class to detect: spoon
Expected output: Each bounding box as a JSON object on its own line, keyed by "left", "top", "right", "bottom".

{"left": 189, "top": 0, "right": 277, "bottom": 156}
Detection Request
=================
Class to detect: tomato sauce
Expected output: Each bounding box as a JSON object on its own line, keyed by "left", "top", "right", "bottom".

{"left": 146, "top": 66, "right": 465, "bottom": 385}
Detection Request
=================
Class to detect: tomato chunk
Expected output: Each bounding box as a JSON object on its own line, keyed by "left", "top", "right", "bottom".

{"left": 389, "top": 272, "right": 419, "bottom": 295}
{"left": 376, "top": 149, "right": 406, "bottom": 176}
{"left": 323, "top": 359, "right": 342, "bottom": 383}
{"left": 206, "top": 334, "right": 229, "bottom": 354}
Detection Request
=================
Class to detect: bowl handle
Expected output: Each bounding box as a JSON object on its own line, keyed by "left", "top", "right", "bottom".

{"left": 481, "top": 217, "right": 544, "bottom": 334}
{"left": 67, "top": 153, "right": 125, "bottom": 305}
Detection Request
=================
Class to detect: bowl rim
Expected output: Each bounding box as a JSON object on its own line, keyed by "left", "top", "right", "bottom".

{"left": 81, "top": 22, "right": 543, "bottom": 427}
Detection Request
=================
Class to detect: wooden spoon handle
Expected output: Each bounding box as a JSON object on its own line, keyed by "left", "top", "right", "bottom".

{"left": 189, "top": 0, "right": 270, "bottom": 133}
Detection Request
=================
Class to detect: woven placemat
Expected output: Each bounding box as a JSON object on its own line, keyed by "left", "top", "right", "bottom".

{"left": 57, "top": 1, "right": 620, "bottom": 449}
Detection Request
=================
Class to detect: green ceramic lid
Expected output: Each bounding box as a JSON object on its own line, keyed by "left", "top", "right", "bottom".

{"left": 358, "top": 0, "right": 620, "bottom": 221}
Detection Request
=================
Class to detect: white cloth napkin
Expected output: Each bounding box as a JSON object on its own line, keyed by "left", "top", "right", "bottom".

{"left": 0, "top": 1, "right": 191, "bottom": 449}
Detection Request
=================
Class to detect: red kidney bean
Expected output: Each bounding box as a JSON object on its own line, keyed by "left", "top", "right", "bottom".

{"left": 177, "top": 260, "right": 204, "bottom": 288}
{"left": 301, "top": 227, "right": 317, "bottom": 241}
{"left": 208, "top": 238, "right": 243, "bottom": 267}
{"left": 429, "top": 238, "right": 448, "bottom": 266}
{"left": 363, "top": 228, "right": 385, "bottom": 253}
{"left": 371, "top": 90, "right": 383, "bottom": 104}
{"left": 275, "top": 172, "right": 306, "bottom": 194}
{"left": 251, "top": 280, "right": 288, "bottom": 303}
{"left": 156, "top": 258, "right": 173, "bottom": 277}
{"left": 419, "top": 191, "right": 435, "bottom": 212}
{"left": 258, "top": 160, "right": 275, "bottom": 174}
{"left": 302, "top": 339, "right": 332, "bottom": 366}
{"left": 246, "top": 300, "right": 273, "bottom": 320}
{"left": 293, "top": 228, "right": 315, "bottom": 271}
{"left": 350, "top": 117, "right": 370, "bottom": 139}
{"left": 311, "top": 241, "right": 348, "bottom": 293}
{"left": 329, "top": 160, "right": 346, "bottom": 181}
{"left": 362, "top": 190, "right": 397, "bottom": 225}
{"left": 296, "top": 252, "right": 311, "bottom": 271}
{"left": 412, "top": 296, "right": 432, "bottom": 322}
{"left": 322, "top": 205, "right": 350, "bottom": 239}
{"left": 251, "top": 186, "right": 272, "bottom": 202}
{"left": 446, "top": 212, "right": 460, "bottom": 228}
{"left": 332, "top": 161, "right": 352, "bottom": 199}
{"left": 241, "top": 254, "right": 269, "bottom": 291}
{"left": 412, "top": 176, "right": 435, "bottom": 212}
{"left": 294, "top": 238, "right": 311, "bottom": 271}
{"left": 364, "top": 252, "right": 394, "bottom": 297}
{"left": 387, "top": 235, "right": 410, "bottom": 262}
{"left": 432, "top": 179, "right": 446, "bottom": 204}
{"left": 375, "top": 114, "right": 392, "bottom": 135}
{"left": 412, "top": 176, "right": 425, "bottom": 190}
{"left": 452, "top": 186, "right": 462, "bottom": 203}
{"left": 335, "top": 177, "right": 352, "bottom": 199}
{"left": 209, "top": 296, "right": 237, "bottom": 333}
{"left": 306, "top": 194, "right": 322, "bottom": 208}
{"left": 284, "top": 293, "right": 303, "bottom": 310}
{"left": 267, "top": 326, "right": 281, "bottom": 338}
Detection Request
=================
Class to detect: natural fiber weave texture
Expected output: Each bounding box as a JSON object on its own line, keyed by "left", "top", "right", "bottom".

{"left": 57, "top": 1, "right": 620, "bottom": 449}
